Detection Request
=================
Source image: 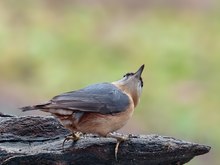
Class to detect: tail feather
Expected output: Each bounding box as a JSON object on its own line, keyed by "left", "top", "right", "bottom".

{"left": 20, "top": 103, "right": 50, "bottom": 112}
{"left": 20, "top": 106, "right": 37, "bottom": 111}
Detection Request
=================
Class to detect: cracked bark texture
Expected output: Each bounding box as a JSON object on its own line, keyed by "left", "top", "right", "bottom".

{"left": 0, "top": 114, "right": 211, "bottom": 165}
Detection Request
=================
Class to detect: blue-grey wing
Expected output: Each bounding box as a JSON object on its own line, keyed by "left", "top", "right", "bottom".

{"left": 48, "top": 83, "right": 130, "bottom": 114}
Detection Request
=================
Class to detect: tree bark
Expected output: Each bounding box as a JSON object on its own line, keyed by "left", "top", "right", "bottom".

{"left": 0, "top": 114, "right": 210, "bottom": 165}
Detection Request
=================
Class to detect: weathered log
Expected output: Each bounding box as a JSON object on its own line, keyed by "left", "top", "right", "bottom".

{"left": 0, "top": 114, "right": 210, "bottom": 165}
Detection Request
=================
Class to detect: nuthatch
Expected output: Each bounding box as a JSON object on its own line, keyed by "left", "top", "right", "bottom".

{"left": 21, "top": 64, "right": 145, "bottom": 160}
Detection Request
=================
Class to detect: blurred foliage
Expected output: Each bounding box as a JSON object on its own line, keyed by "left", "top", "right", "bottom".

{"left": 0, "top": 1, "right": 219, "bottom": 164}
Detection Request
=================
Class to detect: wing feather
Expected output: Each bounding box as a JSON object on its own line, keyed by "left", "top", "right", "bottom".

{"left": 47, "top": 83, "right": 130, "bottom": 114}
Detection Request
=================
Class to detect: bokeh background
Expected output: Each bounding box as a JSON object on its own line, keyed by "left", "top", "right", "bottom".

{"left": 0, "top": 0, "right": 219, "bottom": 164}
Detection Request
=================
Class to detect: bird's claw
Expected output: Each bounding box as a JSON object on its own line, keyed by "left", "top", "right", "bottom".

{"left": 114, "top": 136, "right": 128, "bottom": 161}
{"left": 62, "top": 132, "right": 81, "bottom": 149}
{"left": 108, "top": 133, "right": 128, "bottom": 161}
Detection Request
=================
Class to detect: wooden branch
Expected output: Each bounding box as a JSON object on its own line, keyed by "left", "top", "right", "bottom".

{"left": 0, "top": 114, "right": 210, "bottom": 165}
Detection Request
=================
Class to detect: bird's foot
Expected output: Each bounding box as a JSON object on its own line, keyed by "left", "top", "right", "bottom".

{"left": 62, "top": 132, "right": 82, "bottom": 149}
{"left": 107, "top": 133, "right": 128, "bottom": 161}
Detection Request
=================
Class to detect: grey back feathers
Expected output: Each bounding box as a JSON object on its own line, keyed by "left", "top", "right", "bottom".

{"left": 22, "top": 83, "right": 130, "bottom": 115}
{"left": 50, "top": 83, "right": 130, "bottom": 114}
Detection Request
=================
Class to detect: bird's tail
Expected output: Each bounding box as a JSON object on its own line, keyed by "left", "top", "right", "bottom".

{"left": 20, "top": 103, "right": 50, "bottom": 112}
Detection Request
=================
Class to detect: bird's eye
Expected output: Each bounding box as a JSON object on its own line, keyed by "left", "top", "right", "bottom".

{"left": 123, "top": 72, "right": 143, "bottom": 87}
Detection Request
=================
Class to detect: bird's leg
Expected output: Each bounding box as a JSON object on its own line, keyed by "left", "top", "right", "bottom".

{"left": 62, "top": 132, "right": 82, "bottom": 149}
{"left": 107, "top": 133, "right": 128, "bottom": 161}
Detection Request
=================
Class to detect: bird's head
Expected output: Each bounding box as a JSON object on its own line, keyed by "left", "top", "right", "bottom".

{"left": 113, "top": 64, "right": 145, "bottom": 107}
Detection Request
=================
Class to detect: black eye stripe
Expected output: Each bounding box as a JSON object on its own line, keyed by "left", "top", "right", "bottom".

{"left": 140, "top": 77, "right": 143, "bottom": 87}
{"left": 123, "top": 72, "right": 134, "bottom": 77}
{"left": 123, "top": 72, "right": 143, "bottom": 87}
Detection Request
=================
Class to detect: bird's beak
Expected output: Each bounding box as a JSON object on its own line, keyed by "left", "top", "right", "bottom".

{"left": 134, "top": 64, "right": 145, "bottom": 78}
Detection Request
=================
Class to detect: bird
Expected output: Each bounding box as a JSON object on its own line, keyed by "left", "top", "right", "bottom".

{"left": 21, "top": 64, "right": 145, "bottom": 160}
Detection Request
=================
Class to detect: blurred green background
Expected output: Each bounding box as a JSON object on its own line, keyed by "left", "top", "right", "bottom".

{"left": 0, "top": 0, "right": 219, "bottom": 164}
